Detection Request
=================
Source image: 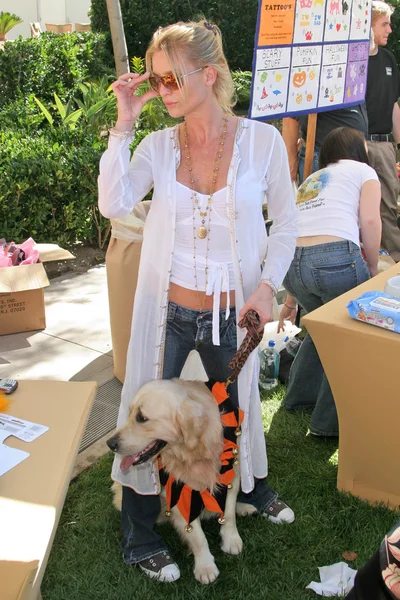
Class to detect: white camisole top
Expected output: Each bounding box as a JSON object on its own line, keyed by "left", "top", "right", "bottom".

{"left": 170, "top": 182, "right": 235, "bottom": 345}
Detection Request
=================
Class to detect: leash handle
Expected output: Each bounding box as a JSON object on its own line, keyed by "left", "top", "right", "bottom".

{"left": 226, "top": 309, "right": 263, "bottom": 386}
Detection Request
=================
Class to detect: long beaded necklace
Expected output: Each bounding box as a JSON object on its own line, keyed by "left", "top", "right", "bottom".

{"left": 183, "top": 114, "right": 229, "bottom": 239}
{"left": 182, "top": 113, "right": 229, "bottom": 311}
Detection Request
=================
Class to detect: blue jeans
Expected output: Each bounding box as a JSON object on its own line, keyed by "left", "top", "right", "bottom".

{"left": 282, "top": 241, "right": 370, "bottom": 436}
{"left": 121, "top": 302, "right": 276, "bottom": 564}
{"left": 298, "top": 144, "right": 320, "bottom": 183}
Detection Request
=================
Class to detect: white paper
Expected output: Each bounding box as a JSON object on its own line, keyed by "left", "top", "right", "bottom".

{"left": 0, "top": 413, "right": 48, "bottom": 442}
{"left": 0, "top": 444, "right": 30, "bottom": 476}
{"left": 306, "top": 562, "right": 357, "bottom": 596}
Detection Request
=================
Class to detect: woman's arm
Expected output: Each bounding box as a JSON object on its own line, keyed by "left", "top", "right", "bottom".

{"left": 98, "top": 133, "right": 155, "bottom": 219}
{"left": 277, "top": 294, "right": 298, "bottom": 333}
{"left": 239, "top": 129, "right": 297, "bottom": 328}
{"left": 282, "top": 117, "right": 300, "bottom": 182}
{"left": 359, "top": 179, "right": 381, "bottom": 276}
{"left": 98, "top": 72, "right": 158, "bottom": 219}
{"left": 259, "top": 130, "right": 298, "bottom": 294}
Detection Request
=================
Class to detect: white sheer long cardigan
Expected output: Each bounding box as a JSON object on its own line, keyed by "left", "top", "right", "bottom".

{"left": 98, "top": 117, "right": 297, "bottom": 494}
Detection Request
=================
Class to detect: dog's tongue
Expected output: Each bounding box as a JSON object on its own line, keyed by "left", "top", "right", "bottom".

{"left": 120, "top": 455, "right": 135, "bottom": 471}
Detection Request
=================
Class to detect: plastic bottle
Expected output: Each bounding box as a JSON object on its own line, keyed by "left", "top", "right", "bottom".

{"left": 259, "top": 340, "right": 280, "bottom": 391}
{"left": 285, "top": 336, "right": 302, "bottom": 358}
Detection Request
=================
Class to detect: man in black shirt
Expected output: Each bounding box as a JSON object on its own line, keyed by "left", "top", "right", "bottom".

{"left": 282, "top": 106, "right": 368, "bottom": 182}
{"left": 366, "top": 0, "right": 400, "bottom": 262}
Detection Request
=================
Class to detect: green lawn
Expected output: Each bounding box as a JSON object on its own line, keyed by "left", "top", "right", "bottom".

{"left": 42, "top": 385, "right": 399, "bottom": 600}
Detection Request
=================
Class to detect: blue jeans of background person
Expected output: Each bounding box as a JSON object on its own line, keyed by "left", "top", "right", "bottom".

{"left": 298, "top": 144, "right": 320, "bottom": 183}
{"left": 282, "top": 241, "right": 370, "bottom": 436}
{"left": 121, "top": 302, "right": 277, "bottom": 564}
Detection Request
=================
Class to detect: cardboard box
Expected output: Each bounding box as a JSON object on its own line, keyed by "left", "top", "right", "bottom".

{"left": 303, "top": 262, "right": 400, "bottom": 509}
{"left": 0, "top": 244, "right": 74, "bottom": 336}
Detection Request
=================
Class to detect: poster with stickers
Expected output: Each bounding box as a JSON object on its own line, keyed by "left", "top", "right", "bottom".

{"left": 249, "top": 0, "right": 372, "bottom": 120}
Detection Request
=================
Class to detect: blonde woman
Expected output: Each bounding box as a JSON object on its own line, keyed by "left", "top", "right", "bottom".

{"left": 98, "top": 19, "right": 297, "bottom": 582}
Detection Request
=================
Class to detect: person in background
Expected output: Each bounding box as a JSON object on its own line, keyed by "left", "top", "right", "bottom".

{"left": 98, "top": 19, "right": 297, "bottom": 583}
{"left": 346, "top": 519, "right": 400, "bottom": 600}
{"left": 282, "top": 105, "right": 368, "bottom": 183}
{"left": 278, "top": 127, "right": 381, "bottom": 437}
{"left": 365, "top": 0, "right": 400, "bottom": 263}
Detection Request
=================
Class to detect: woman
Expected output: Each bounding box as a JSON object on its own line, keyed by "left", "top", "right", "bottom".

{"left": 278, "top": 127, "right": 381, "bottom": 437}
{"left": 98, "top": 19, "right": 297, "bottom": 582}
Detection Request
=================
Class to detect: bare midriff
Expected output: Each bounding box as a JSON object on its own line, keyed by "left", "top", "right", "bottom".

{"left": 169, "top": 282, "right": 236, "bottom": 311}
{"left": 296, "top": 234, "right": 346, "bottom": 247}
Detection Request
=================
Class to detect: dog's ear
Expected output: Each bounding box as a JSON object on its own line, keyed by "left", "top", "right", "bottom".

{"left": 176, "top": 398, "right": 208, "bottom": 451}
{"left": 175, "top": 383, "right": 223, "bottom": 456}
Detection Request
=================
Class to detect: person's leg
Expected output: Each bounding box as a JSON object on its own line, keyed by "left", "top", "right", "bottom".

{"left": 284, "top": 243, "right": 370, "bottom": 436}
{"left": 308, "top": 244, "right": 370, "bottom": 435}
{"left": 196, "top": 308, "right": 294, "bottom": 524}
{"left": 119, "top": 302, "right": 196, "bottom": 581}
{"left": 367, "top": 141, "right": 400, "bottom": 263}
{"left": 283, "top": 253, "right": 326, "bottom": 414}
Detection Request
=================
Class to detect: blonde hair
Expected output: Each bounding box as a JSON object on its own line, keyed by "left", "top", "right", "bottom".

{"left": 145, "top": 19, "right": 236, "bottom": 114}
{"left": 371, "top": 1, "right": 394, "bottom": 25}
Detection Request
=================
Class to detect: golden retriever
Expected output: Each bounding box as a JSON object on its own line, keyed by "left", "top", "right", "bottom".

{"left": 107, "top": 378, "right": 242, "bottom": 584}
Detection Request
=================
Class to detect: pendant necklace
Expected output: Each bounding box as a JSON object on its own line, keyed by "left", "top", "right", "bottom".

{"left": 183, "top": 113, "right": 229, "bottom": 239}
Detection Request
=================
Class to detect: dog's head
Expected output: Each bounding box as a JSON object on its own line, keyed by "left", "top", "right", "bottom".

{"left": 107, "top": 378, "right": 224, "bottom": 479}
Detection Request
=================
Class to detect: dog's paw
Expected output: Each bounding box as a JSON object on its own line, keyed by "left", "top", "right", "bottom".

{"left": 221, "top": 531, "right": 243, "bottom": 555}
{"left": 194, "top": 560, "right": 219, "bottom": 584}
{"left": 111, "top": 482, "right": 122, "bottom": 511}
{"left": 236, "top": 501, "right": 258, "bottom": 517}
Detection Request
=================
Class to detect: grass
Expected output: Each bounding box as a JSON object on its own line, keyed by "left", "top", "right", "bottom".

{"left": 42, "top": 385, "right": 399, "bottom": 600}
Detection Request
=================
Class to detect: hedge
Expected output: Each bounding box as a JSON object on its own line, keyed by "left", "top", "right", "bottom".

{"left": 0, "top": 129, "right": 108, "bottom": 246}
{"left": 90, "top": 0, "right": 259, "bottom": 72}
{"left": 90, "top": 0, "right": 400, "bottom": 72}
{"left": 0, "top": 32, "right": 112, "bottom": 108}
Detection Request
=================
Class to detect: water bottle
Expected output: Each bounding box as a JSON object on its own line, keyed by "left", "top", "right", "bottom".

{"left": 259, "top": 340, "right": 280, "bottom": 391}
{"left": 285, "top": 336, "right": 302, "bottom": 358}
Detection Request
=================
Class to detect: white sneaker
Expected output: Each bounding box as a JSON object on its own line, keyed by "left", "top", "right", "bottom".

{"left": 138, "top": 551, "right": 180, "bottom": 582}
{"left": 262, "top": 499, "right": 295, "bottom": 524}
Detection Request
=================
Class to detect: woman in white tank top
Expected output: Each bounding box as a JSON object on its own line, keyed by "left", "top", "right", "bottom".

{"left": 98, "top": 18, "right": 298, "bottom": 582}
{"left": 278, "top": 127, "right": 381, "bottom": 437}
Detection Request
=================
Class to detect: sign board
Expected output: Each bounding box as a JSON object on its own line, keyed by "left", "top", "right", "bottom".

{"left": 249, "top": 0, "right": 372, "bottom": 120}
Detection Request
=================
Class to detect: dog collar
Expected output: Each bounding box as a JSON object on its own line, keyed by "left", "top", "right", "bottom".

{"left": 158, "top": 381, "right": 244, "bottom": 530}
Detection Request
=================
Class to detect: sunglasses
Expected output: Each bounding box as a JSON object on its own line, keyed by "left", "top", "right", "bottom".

{"left": 148, "top": 67, "right": 205, "bottom": 92}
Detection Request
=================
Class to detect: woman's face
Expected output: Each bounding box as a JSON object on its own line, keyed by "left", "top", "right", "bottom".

{"left": 151, "top": 50, "right": 210, "bottom": 118}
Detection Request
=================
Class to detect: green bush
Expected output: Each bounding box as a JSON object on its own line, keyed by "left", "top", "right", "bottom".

{"left": 90, "top": 0, "right": 258, "bottom": 72}
{"left": 0, "top": 129, "right": 108, "bottom": 246}
{"left": 0, "top": 32, "right": 112, "bottom": 108}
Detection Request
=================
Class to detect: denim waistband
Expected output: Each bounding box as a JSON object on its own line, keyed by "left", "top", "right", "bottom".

{"left": 168, "top": 301, "right": 236, "bottom": 320}
{"left": 294, "top": 240, "right": 360, "bottom": 257}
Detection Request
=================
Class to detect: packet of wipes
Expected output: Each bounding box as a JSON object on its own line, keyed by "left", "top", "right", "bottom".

{"left": 347, "top": 291, "right": 400, "bottom": 333}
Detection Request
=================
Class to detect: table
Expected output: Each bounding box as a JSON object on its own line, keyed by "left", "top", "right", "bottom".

{"left": 0, "top": 380, "right": 97, "bottom": 600}
{"left": 303, "top": 263, "right": 400, "bottom": 509}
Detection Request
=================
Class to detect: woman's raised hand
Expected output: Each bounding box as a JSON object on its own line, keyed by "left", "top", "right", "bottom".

{"left": 112, "top": 72, "right": 159, "bottom": 129}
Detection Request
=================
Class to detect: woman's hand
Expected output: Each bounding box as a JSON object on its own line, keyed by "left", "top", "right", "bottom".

{"left": 277, "top": 297, "right": 298, "bottom": 333}
{"left": 369, "top": 264, "right": 379, "bottom": 278}
{"left": 238, "top": 283, "right": 274, "bottom": 331}
{"left": 112, "top": 72, "right": 159, "bottom": 129}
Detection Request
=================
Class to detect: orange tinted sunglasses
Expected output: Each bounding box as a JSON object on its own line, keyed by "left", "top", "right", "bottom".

{"left": 148, "top": 67, "right": 205, "bottom": 92}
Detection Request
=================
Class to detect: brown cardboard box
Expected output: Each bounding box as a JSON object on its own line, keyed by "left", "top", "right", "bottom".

{"left": 303, "top": 262, "right": 400, "bottom": 509}
{"left": 0, "top": 244, "right": 74, "bottom": 336}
